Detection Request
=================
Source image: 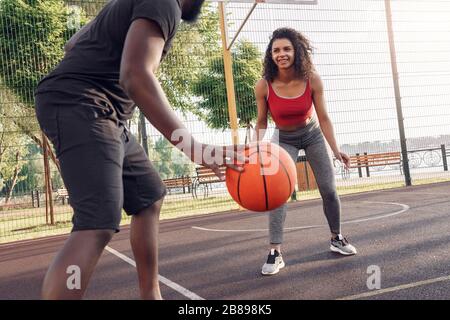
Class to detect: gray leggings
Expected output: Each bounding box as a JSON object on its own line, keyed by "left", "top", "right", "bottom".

{"left": 269, "top": 117, "right": 341, "bottom": 244}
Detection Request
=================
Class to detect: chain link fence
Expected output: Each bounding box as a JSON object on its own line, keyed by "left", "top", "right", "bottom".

{"left": 0, "top": 0, "right": 449, "bottom": 243}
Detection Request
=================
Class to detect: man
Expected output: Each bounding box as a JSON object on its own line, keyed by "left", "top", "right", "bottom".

{"left": 35, "top": 0, "right": 243, "bottom": 299}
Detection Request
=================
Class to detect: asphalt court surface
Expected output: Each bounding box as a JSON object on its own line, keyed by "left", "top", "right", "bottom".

{"left": 1, "top": 182, "right": 449, "bottom": 300}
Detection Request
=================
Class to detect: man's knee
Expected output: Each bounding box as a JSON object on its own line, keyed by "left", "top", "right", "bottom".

{"left": 72, "top": 229, "right": 114, "bottom": 247}
{"left": 137, "top": 198, "right": 164, "bottom": 217}
{"left": 95, "top": 229, "right": 115, "bottom": 244}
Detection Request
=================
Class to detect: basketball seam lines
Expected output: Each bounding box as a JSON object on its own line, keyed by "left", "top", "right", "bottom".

{"left": 257, "top": 144, "right": 270, "bottom": 211}
{"left": 237, "top": 146, "right": 292, "bottom": 211}
{"left": 270, "top": 152, "right": 293, "bottom": 196}
{"left": 237, "top": 169, "right": 242, "bottom": 204}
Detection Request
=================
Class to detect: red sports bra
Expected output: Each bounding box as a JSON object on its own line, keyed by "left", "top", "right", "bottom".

{"left": 266, "top": 79, "right": 313, "bottom": 127}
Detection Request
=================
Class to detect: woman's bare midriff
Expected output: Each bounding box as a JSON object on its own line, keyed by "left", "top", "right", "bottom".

{"left": 277, "top": 116, "right": 312, "bottom": 132}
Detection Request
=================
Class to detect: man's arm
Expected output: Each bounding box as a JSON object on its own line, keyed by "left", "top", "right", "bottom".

{"left": 64, "top": 19, "right": 94, "bottom": 53}
{"left": 120, "top": 19, "right": 195, "bottom": 152}
{"left": 119, "top": 19, "right": 244, "bottom": 176}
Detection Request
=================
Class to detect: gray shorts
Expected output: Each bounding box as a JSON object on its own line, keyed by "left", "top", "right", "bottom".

{"left": 35, "top": 92, "right": 167, "bottom": 233}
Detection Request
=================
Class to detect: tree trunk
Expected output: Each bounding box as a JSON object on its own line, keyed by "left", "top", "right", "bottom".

{"left": 27, "top": 131, "right": 61, "bottom": 173}
{"left": 4, "top": 151, "right": 20, "bottom": 204}
{"left": 2, "top": 110, "right": 61, "bottom": 173}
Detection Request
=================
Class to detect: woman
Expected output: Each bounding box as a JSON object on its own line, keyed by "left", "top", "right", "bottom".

{"left": 253, "top": 28, "right": 357, "bottom": 276}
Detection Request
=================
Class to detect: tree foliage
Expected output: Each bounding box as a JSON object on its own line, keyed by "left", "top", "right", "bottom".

{"left": 0, "top": 0, "right": 85, "bottom": 106}
{"left": 159, "top": 4, "right": 222, "bottom": 115}
{"left": 151, "top": 137, "right": 193, "bottom": 180}
{"left": 0, "top": 86, "right": 33, "bottom": 199}
{"left": 192, "top": 40, "right": 262, "bottom": 130}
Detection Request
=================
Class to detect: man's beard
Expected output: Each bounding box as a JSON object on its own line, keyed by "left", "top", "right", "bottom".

{"left": 181, "top": 0, "right": 206, "bottom": 23}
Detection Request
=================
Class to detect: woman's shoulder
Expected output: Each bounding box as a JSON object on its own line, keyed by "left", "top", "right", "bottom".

{"left": 255, "top": 78, "right": 269, "bottom": 94}
{"left": 308, "top": 70, "right": 321, "bottom": 82}
{"left": 255, "top": 78, "right": 268, "bottom": 88}
{"left": 308, "top": 70, "right": 323, "bottom": 91}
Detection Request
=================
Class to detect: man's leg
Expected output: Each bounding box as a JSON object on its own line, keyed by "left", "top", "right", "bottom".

{"left": 41, "top": 229, "right": 114, "bottom": 300}
{"left": 36, "top": 94, "right": 125, "bottom": 299}
{"left": 130, "top": 199, "right": 164, "bottom": 300}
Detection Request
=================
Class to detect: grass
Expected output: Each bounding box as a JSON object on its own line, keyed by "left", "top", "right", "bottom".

{"left": 0, "top": 194, "right": 238, "bottom": 244}
{"left": 1, "top": 176, "right": 449, "bottom": 244}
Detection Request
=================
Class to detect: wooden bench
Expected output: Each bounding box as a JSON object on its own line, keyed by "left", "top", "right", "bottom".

{"left": 162, "top": 176, "right": 193, "bottom": 195}
{"left": 345, "top": 152, "right": 402, "bottom": 178}
{"left": 192, "top": 165, "right": 227, "bottom": 199}
{"left": 56, "top": 188, "right": 69, "bottom": 205}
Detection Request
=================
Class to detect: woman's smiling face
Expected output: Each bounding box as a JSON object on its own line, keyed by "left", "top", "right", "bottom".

{"left": 271, "top": 38, "right": 295, "bottom": 70}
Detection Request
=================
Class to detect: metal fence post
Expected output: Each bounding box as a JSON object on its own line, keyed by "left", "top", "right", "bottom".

{"left": 364, "top": 152, "right": 370, "bottom": 177}
{"left": 441, "top": 144, "right": 448, "bottom": 171}
{"left": 384, "top": 0, "right": 412, "bottom": 186}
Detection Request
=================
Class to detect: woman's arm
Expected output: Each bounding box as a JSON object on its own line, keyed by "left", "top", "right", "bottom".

{"left": 252, "top": 78, "right": 269, "bottom": 142}
{"left": 311, "top": 72, "right": 350, "bottom": 168}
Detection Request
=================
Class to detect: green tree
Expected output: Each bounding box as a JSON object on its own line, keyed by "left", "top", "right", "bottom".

{"left": 0, "top": 0, "right": 87, "bottom": 170}
{"left": 0, "top": 110, "right": 30, "bottom": 202}
{"left": 0, "top": 82, "right": 38, "bottom": 201}
{"left": 152, "top": 138, "right": 172, "bottom": 180}
{"left": 192, "top": 40, "right": 262, "bottom": 131}
{"left": 159, "top": 4, "right": 222, "bottom": 115}
{"left": 151, "top": 137, "right": 194, "bottom": 179}
{"left": 65, "top": 0, "right": 108, "bottom": 18}
{"left": 14, "top": 156, "right": 45, "bottom": 194}
{"left": 171, "top": 151, "right": 194, "bottom": 178}
{"left": 0, "top": 0, "right": 85, "bottom": 106}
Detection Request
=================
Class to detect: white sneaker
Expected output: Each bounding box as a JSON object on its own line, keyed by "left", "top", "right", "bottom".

{"left": 330, "top": 234, "right": 357, "bottom": 255}
{"left": 261, "top": 249, "right": 285, "bottom": 275}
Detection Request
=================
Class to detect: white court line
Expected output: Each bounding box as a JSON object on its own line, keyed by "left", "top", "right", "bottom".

{"left": 338, "top": 274, "right": 450, "bottom": 300}
{"left": 373, "top": 190, "right": 450, "bottom": 196}
{"left": 104, "top": 246, "right": 204, "bottom": 300}
{"left": 192, "top": 201, "right": 409, "bottom": 233}
{"left": 405, "top": 192, "right": 450, "bottom": 195}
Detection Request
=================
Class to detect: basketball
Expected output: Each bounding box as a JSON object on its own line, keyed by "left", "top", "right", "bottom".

{"left": 226, "top": 142, "right": 297, "bottom": 212}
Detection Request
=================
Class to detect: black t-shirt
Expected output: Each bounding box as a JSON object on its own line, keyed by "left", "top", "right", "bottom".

{"left": 36, "top": 0, "right": 182, "bottom": 120}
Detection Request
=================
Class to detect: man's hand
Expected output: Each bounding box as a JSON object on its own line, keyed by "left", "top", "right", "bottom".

{"left": 198, "top": 144, "right": 248, "bottom": 181}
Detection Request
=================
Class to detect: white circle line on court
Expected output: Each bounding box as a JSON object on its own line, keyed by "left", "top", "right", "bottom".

{"left": 371, "top": 190, "right": 449, "bottom": 196}
{"left": 191, "top": 201, "right": 410, "bottom": 233}
{"left": 104, "top": 246, "right": 204, "bottom": 300}
{"left": 337, "top": 274, "right": 450, "bottom": 300}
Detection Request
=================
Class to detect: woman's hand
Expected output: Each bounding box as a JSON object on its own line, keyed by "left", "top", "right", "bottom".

{"left": 334, "top": 151, "right": 350, "bottom": 169}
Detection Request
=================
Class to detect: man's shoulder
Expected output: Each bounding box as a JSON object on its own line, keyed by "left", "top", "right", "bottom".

{"left": 132, "top": 0, "right": 181, "bottom": 11}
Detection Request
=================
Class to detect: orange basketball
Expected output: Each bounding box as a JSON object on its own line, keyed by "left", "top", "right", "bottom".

{"left": 226, "top": 142, "right": 297, "bottom": 212}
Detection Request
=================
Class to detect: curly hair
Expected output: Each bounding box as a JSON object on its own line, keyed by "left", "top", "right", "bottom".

{"left": 263, "top": 28, "right": 314, "bottom": 82}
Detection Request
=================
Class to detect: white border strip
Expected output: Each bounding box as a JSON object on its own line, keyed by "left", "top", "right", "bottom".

{"left": 104, "top": 246, "right": 204, "bottom": 300}
{"left": 192, "top": 201, "right": 409, "bottom": 233}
